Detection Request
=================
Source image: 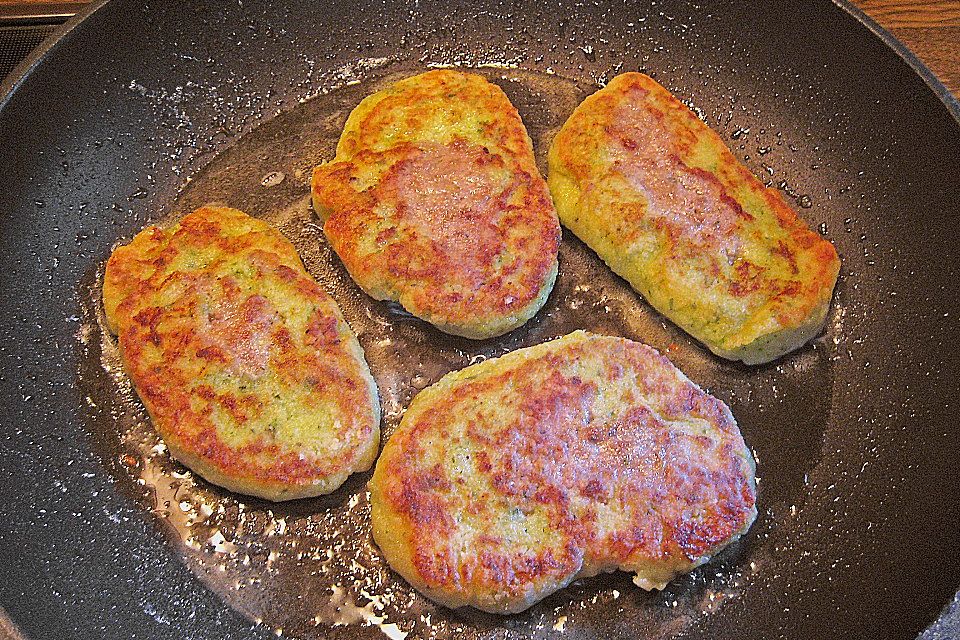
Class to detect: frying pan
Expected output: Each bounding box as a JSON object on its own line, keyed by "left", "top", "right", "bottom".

{"left": 1, "top": 0, "right": 958, "bottom": 638}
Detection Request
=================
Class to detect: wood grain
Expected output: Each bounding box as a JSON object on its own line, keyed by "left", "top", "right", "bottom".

{"left": 856, "top": 0, "right": 960, "bottom": 96}
{"left": 1, "top": 0, "right": 957, "bottom": 98}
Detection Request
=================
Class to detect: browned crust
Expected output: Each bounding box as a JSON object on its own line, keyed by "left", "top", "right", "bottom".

{"left": 370, "top": 331, "right": 757, "bottom": 613}
{"left": 548, "top": 73, "right": 841, "bottom": 363}
{"left": 313, "top": 70, "right": 561, "bottom": 339}
{"left": 103, "top": 206, "right": 380, "bottom": 500}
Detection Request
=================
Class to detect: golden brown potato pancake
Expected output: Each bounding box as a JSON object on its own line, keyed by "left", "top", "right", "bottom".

{"left": 370, "top": 331, "right": 756, "bottom": 613}
{"left": 103, "top": 206, "right": 380, "bottom": 500}
{"left": 548, "top": 73, "right": 840, "bottom": 364}
{"left": 312, "top": 70, "right": 560, "bottom": 339}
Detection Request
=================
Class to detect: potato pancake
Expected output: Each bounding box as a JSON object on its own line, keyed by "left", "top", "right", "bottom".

{"left": 369, "top": 331, "right": 756, "bottom": 614}
{"left": 103, "top": 206, "right": 380, "bottom": 501}
{"left": 312, "top": 70, "right": 561, "bottom": 340}
{"left": 548, "top": 73, "right": 840, "bottom": 364}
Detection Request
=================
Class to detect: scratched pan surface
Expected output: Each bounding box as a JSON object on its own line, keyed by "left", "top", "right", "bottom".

{"left": 1, "top": 0, "right": 959, "bottom": 638}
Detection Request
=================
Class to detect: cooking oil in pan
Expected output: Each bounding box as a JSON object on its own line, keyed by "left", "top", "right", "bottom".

{"left": 77, "top": 63, "right": 836, "bottom": 639}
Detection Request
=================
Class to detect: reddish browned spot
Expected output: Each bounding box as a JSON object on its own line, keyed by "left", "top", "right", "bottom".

{"left": 729, "top": 261, "right": 767, "bottom": 297}
{"left": 196, "top": 346, "right": 227, "bottom": 362}
{"left": 375, "top": 226, "right": 397, "bottom": 245}
{"left": 773, "top": 240, "right": 800, "bottom": 274}
{"left": 780, "top": 281, "right": 802, "bottom": 297}
{"left": 305, "top": 313, "right": 340, "bottom": 348}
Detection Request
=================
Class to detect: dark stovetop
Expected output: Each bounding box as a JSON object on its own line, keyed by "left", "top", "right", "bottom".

{"left": 0, "top": 2, "right": 85, "bottom": 82}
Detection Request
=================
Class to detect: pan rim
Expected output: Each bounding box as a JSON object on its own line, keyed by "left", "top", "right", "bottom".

{"left": 2, "top": 1, "right": 958, "bottom": 124}
{"left": 0, "top": 0, "right": 107, "bottom": 110}
{"left": 832, "top": 0, "right": 960, "bottom": 124}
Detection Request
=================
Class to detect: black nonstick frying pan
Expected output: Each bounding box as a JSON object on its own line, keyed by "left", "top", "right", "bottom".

{"left": 1, "top": 1, "right": 959, "bottom": 638}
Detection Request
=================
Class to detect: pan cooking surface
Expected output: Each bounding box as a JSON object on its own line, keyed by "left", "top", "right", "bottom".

{"left": 1, "top": 1, "right": 958, "bottom": 639}
{"left": 78, "top": 65, "right": 834, "bottom": 638}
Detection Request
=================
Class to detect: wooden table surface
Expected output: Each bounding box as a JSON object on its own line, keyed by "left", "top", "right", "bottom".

{"left": 857, "top": 0, "right": 960, "bottom": 96}
{"left": 3, "top": 0, "right": 958, "bottom": 97}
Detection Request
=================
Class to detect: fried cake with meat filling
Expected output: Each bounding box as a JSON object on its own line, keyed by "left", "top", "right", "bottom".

{"left": 312, "top": 70, "right": 560, "bottom": 339}
{"left": 548, "top": 73, "right": 840, "bottom": 364}
{"left": 103, "top": 206, "right": 380, "bottom": 501}
{"left": 370, "top": 331, "right": 757, "bottom": 613}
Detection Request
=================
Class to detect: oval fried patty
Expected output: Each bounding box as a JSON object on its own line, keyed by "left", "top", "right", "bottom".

{"left": 312, "top": 70, "right": 561, "bottom": 339}
{"left": 548, "top": 73, "right": 840, "bottom": 364}
{"left": 369, "top": 331, "right": 757, "bottom": 614}
{"left": 103, "top": 206, "right": 380, "bottom": 501}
